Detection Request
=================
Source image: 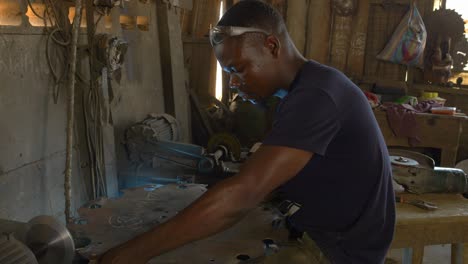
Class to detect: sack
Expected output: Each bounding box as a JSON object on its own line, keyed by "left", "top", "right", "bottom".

{"left": 377, "top": 3, "right": 427, "bottom": 68}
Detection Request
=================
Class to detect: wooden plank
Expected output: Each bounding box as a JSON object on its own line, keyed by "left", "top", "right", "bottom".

{"left": 411, "top": 84, "right": 468, "bottom": 96}
{"left": 463, "top": 243, "right": 468, "bottom": 264}
{"left": 267, "top": 0, "right": 287, "bottom": 18}
{"left": 286, "top": 0, "right": 308, "bottom": 55}
{"left": 330, "top": 15, "right": 353, "bottom": 71}
{"left": 102, "top": 123, "right": 118, "bottom": 198}
{"left": 183, "top": 40, "right": 214, "bottom": 105}
{"left": 305, "top": 0, "right": 331, "bottom": 63}
{"left": 156, "top": 0, "right": 191, "bottom": 142}
{"left": 392, "top": 194, "right": 468, "bottom": 249}
{"left": 191, "top": 0, "right": 220, "bottom": 38}
{"left": 345, "top": 0, "right": 370, "bottom": 79}
{"left": 370, "top": 0, "right": 411, "bottom": 4}
{"left": 451, "top": 244, "right": 462, "bottom": 264}
{"left": 186, "top": 0, "right": 219, "bottom": 102}
{"left": 180, "top": 8, "right": 193, "bottom": 36}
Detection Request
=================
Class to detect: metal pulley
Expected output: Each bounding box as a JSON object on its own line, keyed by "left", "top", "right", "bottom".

{"left": 21, "top": 216, "right": 75, "bottom": 264}
{"left": 0, "top": 234, "right": 38, "bottom": 264}
{"left": 0, "top": 216, "right": 75, "bottom": 264}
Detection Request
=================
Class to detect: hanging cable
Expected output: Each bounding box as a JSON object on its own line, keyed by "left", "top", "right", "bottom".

{"left": 25, "top": 0, "right": 72, "bottom": 103}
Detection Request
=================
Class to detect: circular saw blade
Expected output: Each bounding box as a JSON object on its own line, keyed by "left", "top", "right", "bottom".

{"left": 390, "top": 156, "right": 420, "bottom": 167}
{"left": 20, "top": 216, "right": 75, "bottom": 264}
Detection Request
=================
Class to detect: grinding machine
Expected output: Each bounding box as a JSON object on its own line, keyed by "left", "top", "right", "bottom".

{"left": 389, "top": 148, "right": 468, "bottom": 195}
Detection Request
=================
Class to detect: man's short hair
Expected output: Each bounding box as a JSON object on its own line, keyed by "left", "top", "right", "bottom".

{"left": 217, "top": 0, "right": 285, "bottom": 34}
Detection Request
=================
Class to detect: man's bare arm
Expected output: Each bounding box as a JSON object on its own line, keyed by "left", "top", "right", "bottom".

{"left": 100, "top": 145, "right": 313, "bottom": 263}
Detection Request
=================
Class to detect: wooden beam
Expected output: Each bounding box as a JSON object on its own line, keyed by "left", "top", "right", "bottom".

{"left": 346, "top": 0, "right": 370, "bottom": 79}
{"left": 157, "top": 0, "right": 191, "bottom": 142}
{"left": 190, "top": 0, "right": 220, "bottom": 39}
{"left": 330, "top": 15, "right": 353, "bottom": 71}
{"left": 305, "top": 0, "right": 331, "bottom": 64}
{"left": 286, "top": 0, "right": 308, "bottom": 55}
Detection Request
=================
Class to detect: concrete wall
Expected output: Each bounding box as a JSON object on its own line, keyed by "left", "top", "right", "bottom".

{"left": 0, "top": 1, "right": 167, "bottom": 221}
{"left": 0, "top": 16, "right": 87, "bottom": 221}
{"left": 106, "top": 1, "right": 167, "bottom": 182}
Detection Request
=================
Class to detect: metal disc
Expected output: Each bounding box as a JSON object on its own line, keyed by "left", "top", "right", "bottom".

{"left": 390, "top": 156, "right": 419, "bottom": 167}
{"left": 207, "top": 133, "right": 242, "bottom": 161}
{"left": 21, "top": 216, "right": 75, "bottom": 264}
{"left": 388, "top": 149, "right": 435, "bottom": 169}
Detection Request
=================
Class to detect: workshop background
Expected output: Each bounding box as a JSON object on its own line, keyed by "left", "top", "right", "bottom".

{"left": 1, "top": 0, "right": 468, "bottom": 263}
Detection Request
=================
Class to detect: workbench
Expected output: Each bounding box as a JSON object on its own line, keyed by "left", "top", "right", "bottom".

{"left": 373, "top": 109, "right": 465, "bottom": 166}
{"left": 393, "top": 194, "right": 468, "bottom": 264}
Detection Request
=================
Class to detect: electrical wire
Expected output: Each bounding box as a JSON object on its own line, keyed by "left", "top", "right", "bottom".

{"left": 24, "top": 0, "right": 72, "bottom": 103}
{"left": 26, "top": 0, "right": 44, "bottom": 19}
{"left": 27, "top": 0, "right": 110, "bottom": 200}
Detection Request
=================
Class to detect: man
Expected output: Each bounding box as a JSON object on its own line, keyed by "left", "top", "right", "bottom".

{"left": 101, "top": 1, "right": 395, "bottom": 263}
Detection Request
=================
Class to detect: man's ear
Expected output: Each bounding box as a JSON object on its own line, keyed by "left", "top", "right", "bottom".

{"left": 265, "top": 36, "right": 280, "bottom": 57}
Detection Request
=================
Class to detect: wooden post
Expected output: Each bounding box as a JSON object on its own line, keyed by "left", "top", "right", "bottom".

{"left": 412, "top": 246, "right": 424, "bottom": 264}
{"left": 187, "top": 0, "right": 220, "bottom": 100}
{"left": 306, "top": 0, "right": 331, "bottom": 64}
{"left": 156, "top": 1, "right": 191, "bottom": 142}
{"left": 286, "top": 0, "right": 308, "bottom": 55}
{"left": 65, "top": 0, "right": 83, "bottom": 223}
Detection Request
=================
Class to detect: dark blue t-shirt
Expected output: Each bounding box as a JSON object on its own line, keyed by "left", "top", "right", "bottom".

{"left": 263, "top": 61, "right": 395, "bottom": 264}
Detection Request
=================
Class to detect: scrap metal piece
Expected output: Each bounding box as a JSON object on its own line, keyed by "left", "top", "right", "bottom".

{"left": 69, "top": 184, "right": 290, "bottom": 263}
{"left": 19, "top": 216, "right": 75, "bottom": 264}
{"left": 94, "top": 34, "right": 128, "bottom": 74}
{"left": 69, "top": 184, "right": 208, "bottom": 260}
{"left": 395, "top": 196, "right": 438, "bottom": 211}
{"left": 406, "top": 199, "right": 438, "bottom": 211}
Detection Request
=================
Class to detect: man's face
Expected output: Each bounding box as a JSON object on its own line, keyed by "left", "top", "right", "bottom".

{"left": 214, "top": 36, "right": 278, "bottom": 102}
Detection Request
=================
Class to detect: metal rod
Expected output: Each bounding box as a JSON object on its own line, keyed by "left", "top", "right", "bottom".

{"left": 65, "top": 0, "right": 84, "bottom": 223}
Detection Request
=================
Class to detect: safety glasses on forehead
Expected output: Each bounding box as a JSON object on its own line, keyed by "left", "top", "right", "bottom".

{"left": 209, "top": 26, "right": 270, "bottom": 46}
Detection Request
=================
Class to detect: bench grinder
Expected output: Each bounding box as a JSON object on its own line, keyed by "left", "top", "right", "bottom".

{"left": 390, "top": 149, "right": 468, "bottom": 194}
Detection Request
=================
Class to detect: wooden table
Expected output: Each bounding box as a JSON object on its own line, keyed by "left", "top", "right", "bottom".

{"left": 393, "top": 194, "right": 468, "bottom": 264}
{"left": 374, "top": 110, "right": 465, "bottom": 166}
